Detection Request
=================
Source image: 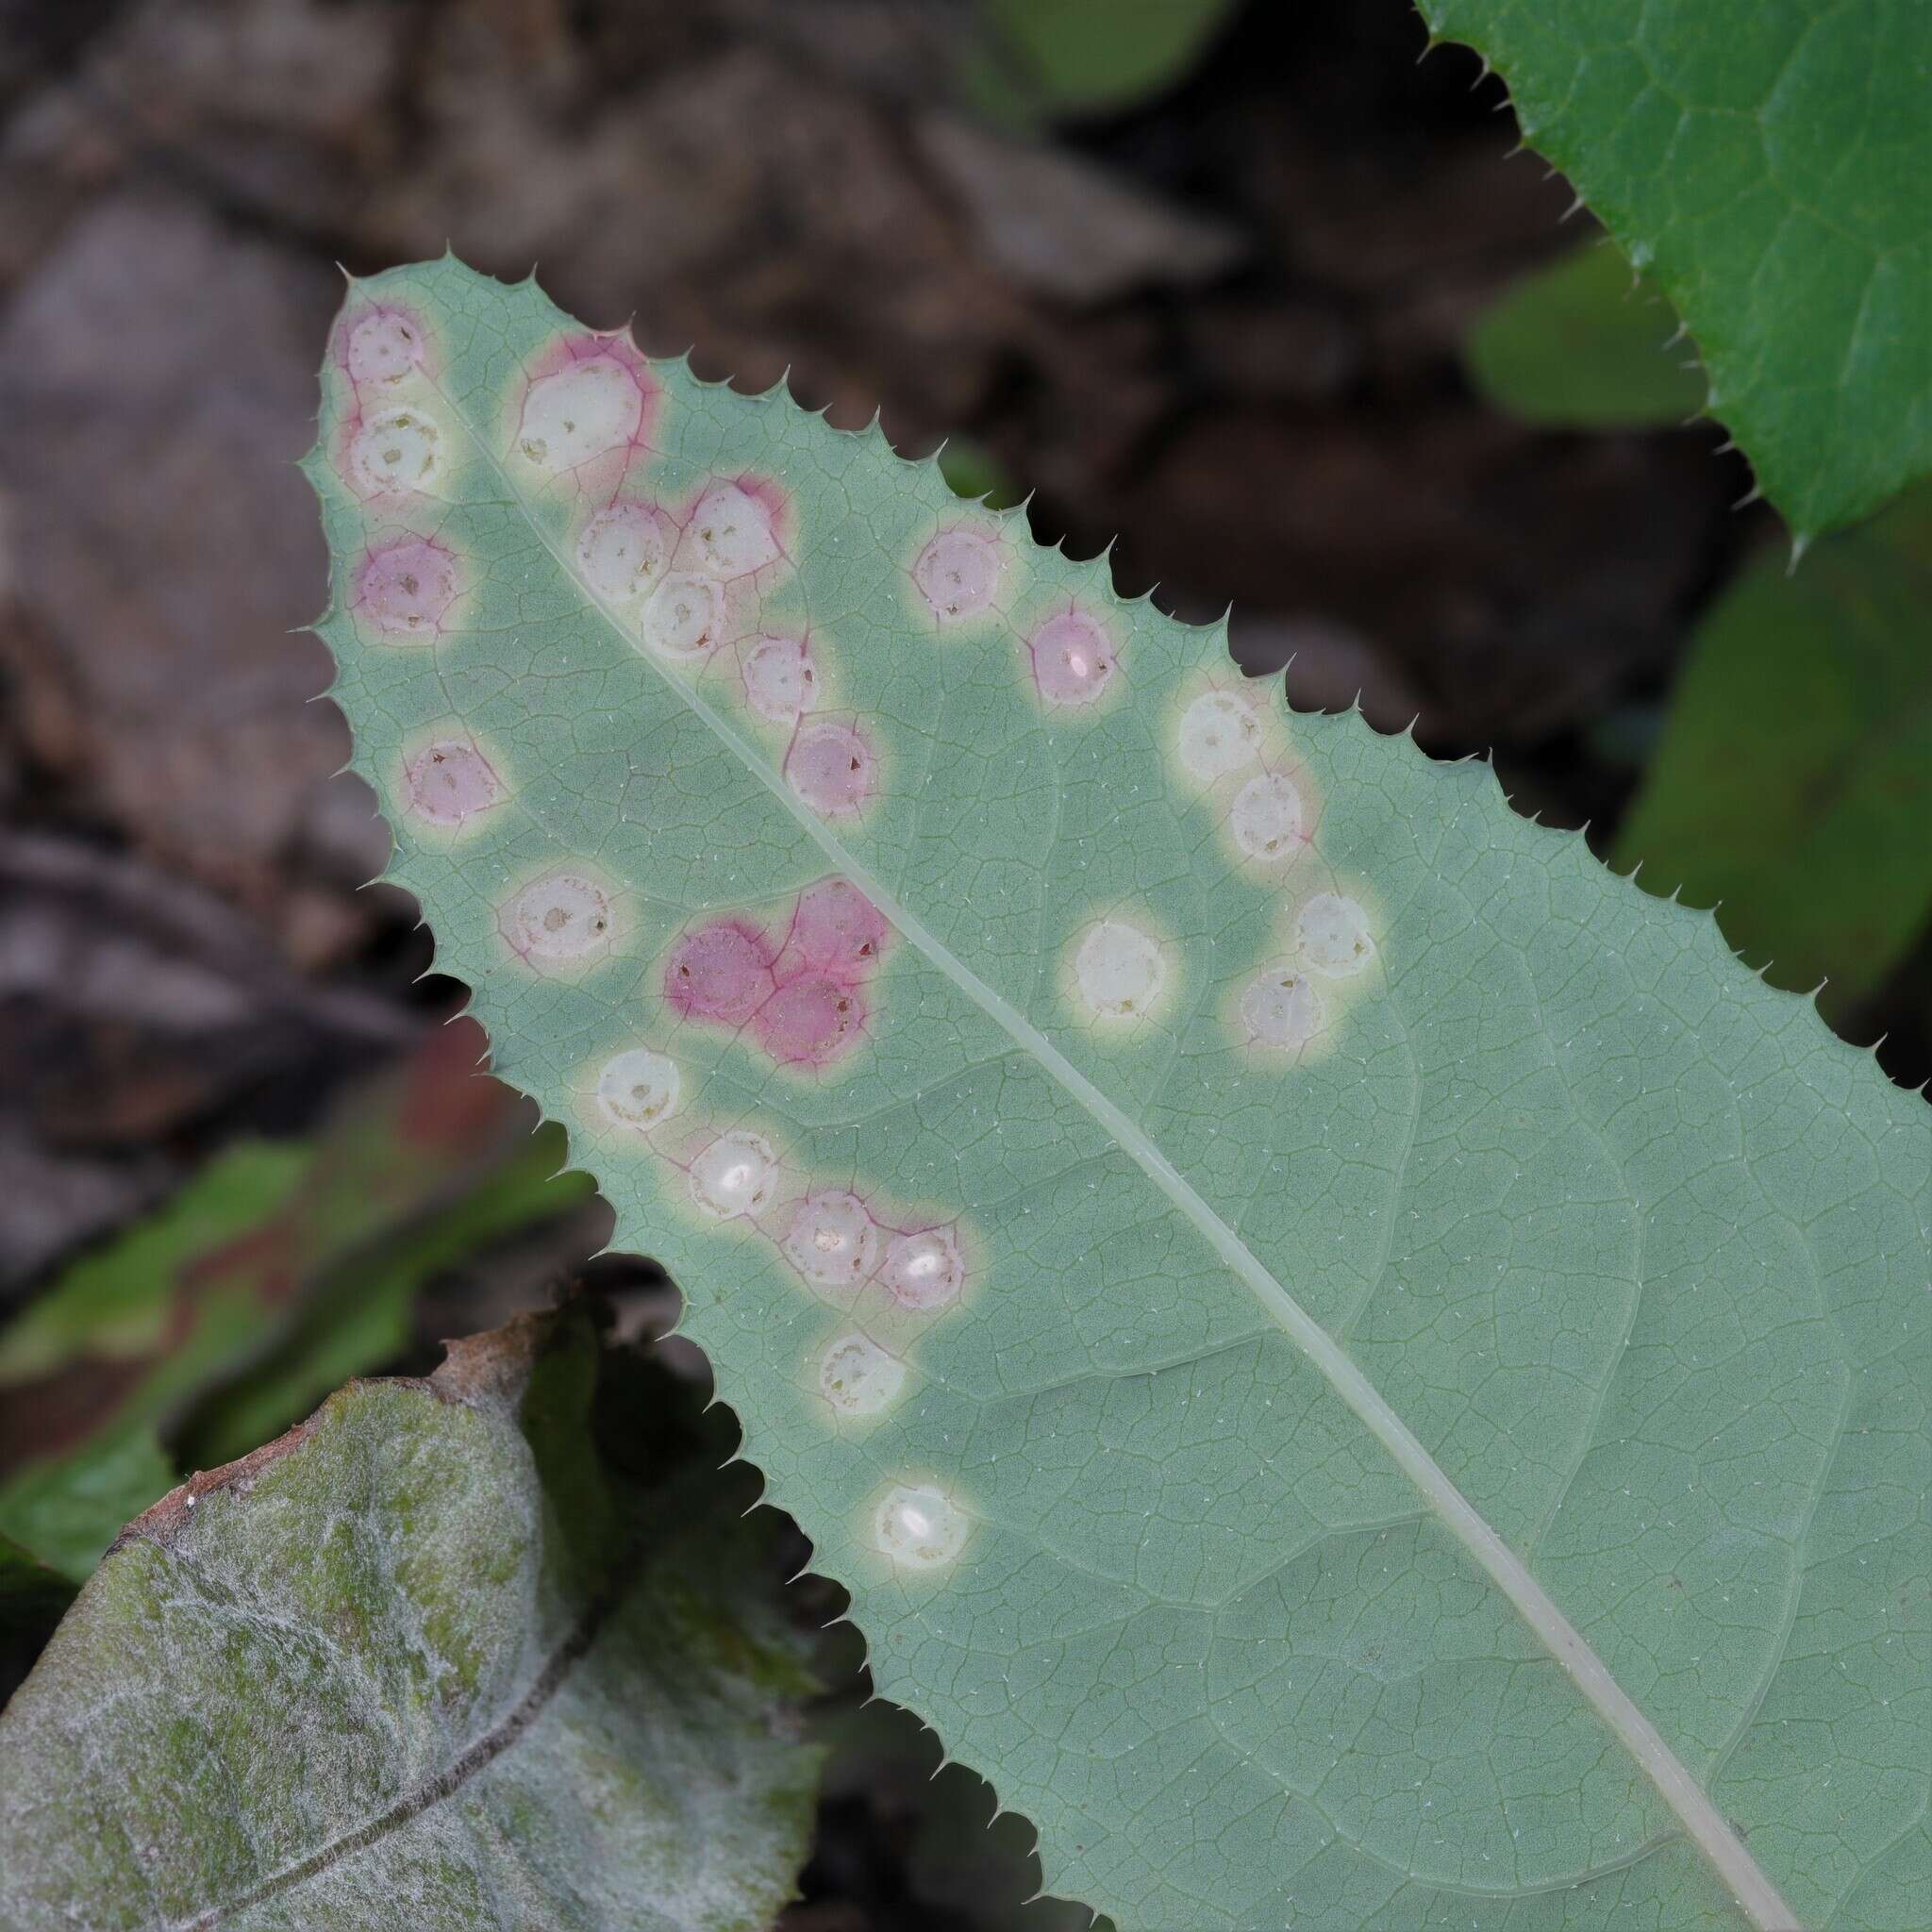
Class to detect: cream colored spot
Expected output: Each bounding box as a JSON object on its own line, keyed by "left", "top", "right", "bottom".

{"left": 1241, "top": 967, "right": 1324, "bottom": 1052}
{"left": 782, "top": 1191, "right": 879, "bottom": 1289}
{"left": 501, "top": 873, "right": 612, "bottom": 965}
{"left": 578, "top": 504, "right": 672, "bottom": 604}
{"left": 595, "top": 1049, "right": 680, "bottom": 1130}
{"left": 1230, "top": 773, "right": 1305, "bottom": 863}
{"left": 638, "top": 571, "right": 725, "bottom": 659}
{"left": 519, "top": 357, "right": 641, "bottom": 471}
{"left": 688, "top": 483, "right": 782, "bottom": 578}
{"left": 880, "top": 1227, "right": 964, "bottom": 1310}
{"left": 819, "top": 1334, "right": 906, "bottom": 1417}
{"left": 1074, "top": 920, "right": 1166, "bottom": 1021}
{"left": 1177, "top": 691, "right": 1260, "bottom": 781}
{"left": 1296, "top": 892, "right": 1376, "bottom": 977}
{"left": 873, "top": 1483, "right": 970, "bottom": 1570}
{"left": 348, "top": 408, "right": 443, "bottom": 495}
{"left": 689, "top": 1130, "right": 776, "bottom": 1219}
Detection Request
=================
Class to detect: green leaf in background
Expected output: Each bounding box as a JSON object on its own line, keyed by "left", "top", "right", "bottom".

{"left": 939, "top": 433, "right": 1024, "bottom": 512}
{"left": 1419, "top": 0, "right": 1932, "bottom": 539}
{"left": 1615, "top": 483, "right": 1932, "bottom": 1019}
{"left": 308, "top": 259, "right": 1928, "bottom": 1930}
{"left": 0, "top": 1307, "right": 823, "bottom": 1929}
{"left": 0, "top": 1535, "right": 75, "bottom": 1657}
{"left": 0, "top": 1019, "right": 591, "bottom": 1579}
{"left": 1465, "top": 240, "right": 1709, "bottom": 429}
{"left": 0, "top": 1431, "right": 177, "bottom": 1588}
{"left": 966, "top": 0, "right": 1240, "bottom": 124}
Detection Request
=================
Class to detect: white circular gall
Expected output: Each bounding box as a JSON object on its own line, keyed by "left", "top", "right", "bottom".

{"left": 881, "top": 1227, "right": 964, "bottom": 1310}
{"left": 595, "top": 1049, "right": 681, "bottom": 1131}
{"left": 1241, "top": 967, "right": 1324, "bottom": 1052}
{"left": 782, "top": 1191, "right": 880, "bottom": 1289}
{"left": 638, "top": 571, "right": 725, "bottom": 660}
{"left": 578, "top": 503, "right": 672, "bottom": 605}
{"left": 1296, "top": 892, "right": 1376, "bottom": 977}
{"left": 1230, "top": 773, "right": 1305, "bottom": 863}
{"left": 687, "top": 483, "right": 782, "bottom": 578}
{"left": 501, "top": 873, "right": 613, "bottom": 965}
{"left": 1177, "top": 691, "right": 1260, "bottom": 781}
{"left": 348, "top": 408, "right": 443, "bottom": 495}
{"left": 819, "top": 1334, "right": 906, "bottom": 1418}
{"left": 689, "top": 1130, "right": 776, "bottom": 1219}
{"left": 742, "top": 635, "right": 817, "bottom": 724}
{"left": 1074, "top": 920, "right": 1166, "bottom": 1021}
{"left": 518, "top": 357, "right": 641, "bottom": 471}
{"left": 873, "top": 1483, "right": 970, "bottom": 1570}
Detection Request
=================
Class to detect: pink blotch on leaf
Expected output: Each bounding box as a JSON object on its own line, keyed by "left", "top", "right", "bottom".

{"left": 783, "top": 877, "right": 891, "bottom": 980}
{"left": 913, "top": 528, "right": 1000, "bottom": 621}
{"left": 1028, "top": 610, "right": 1115, "bottom": 708}
{"left": 341, "top": 304, "right": 427, "bottom": 387}
{"left": 752, "top": 970, "right": 867, "bottom": 1068}
{"left": 663, "top": 919, "right": 777, "bottom": 1027}
{"left": 403, "top": 740, "right": 504, "bottom": 828}
{"left": 356, "top": 538, "right": 459, "bottom": 640}
{"left": 786, "top": 722, "right": 876, "bottom": 817}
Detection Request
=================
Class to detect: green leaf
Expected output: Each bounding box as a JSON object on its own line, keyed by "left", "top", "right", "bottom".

{"left": 180, "top": 1121, "right": 587, "bottom": 1471}
{"left": 939, "top": 434, "right": 1024, "bottom": 513}
{"left": 970, "top": 0, "right": 1241, "bottom": 120}
{"left": 0, "top": 1429, "right": 177, "bottom": 1587}
{"left": 1465, "top": 241, "right": 1709, "bottom": 429}
{"left": 0, "top": 1024, "right": 590, "bottom": 1579}
{"left": 0, "top": 1308, "right": 823, "bottom": 1928}
{"left": 0, "top": 1535, "right": 75, "bottom": 1656}
{"left": 1614, "top": 483, "right": 1932, "bottom": 1015}
{"left": 1419, "top": 0, "right": 1932, "bottom": 538}
{"left": 307, "top": 259, "right": 1929, "bottom": 1931}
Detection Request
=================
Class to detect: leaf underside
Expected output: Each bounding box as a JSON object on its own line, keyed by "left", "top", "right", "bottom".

{"left": 1422, "top": 0, "right": 1932, "bottom": 538}
{"left": 0, "top": 1310, "right": 823, "bottom": 1931}
{"left": 306, "top": 258, "right": 1927, "bottom": 1931}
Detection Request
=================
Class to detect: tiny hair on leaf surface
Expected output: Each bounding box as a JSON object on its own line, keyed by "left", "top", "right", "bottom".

{"left": 306, "top": 257, "right": 1928, "bottom": 1932}
{"left": 0, "top": 1306, "right": 823, "bottom": 1931}
{"left": 1420, "top": 0, "right": 1932, "bottom": 538}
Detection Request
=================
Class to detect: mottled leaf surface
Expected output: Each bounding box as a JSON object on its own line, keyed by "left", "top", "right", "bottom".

{"left": 1421, "top": 0, "right": 1932, "bottom": 537}
{"left": 307, "top": 259, "right": 1929, "bottom": 1931}
{"left": 0, "top": 1310, "right": 822, "bottom": 1930}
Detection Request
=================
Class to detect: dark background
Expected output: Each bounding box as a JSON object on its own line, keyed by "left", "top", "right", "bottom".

{"left": 0, "top": 2, "right": 1911, "bottom": 1924}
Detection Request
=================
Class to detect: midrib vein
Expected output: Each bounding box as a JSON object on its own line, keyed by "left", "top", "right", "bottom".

{"left": 437, "top": 366, "right": 1798, "bottom": 1932}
